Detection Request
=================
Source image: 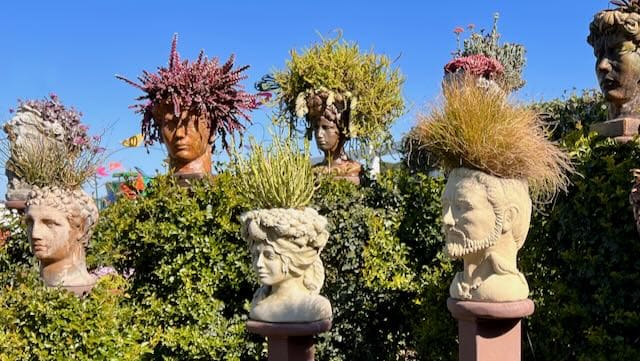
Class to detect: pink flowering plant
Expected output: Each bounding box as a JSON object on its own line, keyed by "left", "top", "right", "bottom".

{"left": 449, "top": 13, "right": 526, "bottom": 92}
{"left": 444, "top": 54, "right": 504, "bottom": 80}
{"left": 2, "top": 94, "right": 104, "bottom": 189}
{"left": 117, "top": 34, "right": 258, "bottom": 152}
{"left": 12, "top": 93, "right": 93, "bottom": 154}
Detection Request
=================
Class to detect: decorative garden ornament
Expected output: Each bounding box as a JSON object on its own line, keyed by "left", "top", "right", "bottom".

{"left": 152, "top": 102, "right": 214, "bottom": 175}
{"left": 588, "top": 0, "right": 640, "bottom": 139}
{"left": 117, "top": 34, "right": 257, "bottom": 177}
{"left": 306, "top": 91, "right": 362, "bottom": 184}
{"left": 240, "top": 207, "right": 332, "bottom": 323}
{"left": 258, "top": 33, "right": 404, "bottom": 185}
{"left": 442, "top": 168, "right": 531, "bottom": 301}
{"left": 25, "top": 186, "right": 99, "bottom": 295}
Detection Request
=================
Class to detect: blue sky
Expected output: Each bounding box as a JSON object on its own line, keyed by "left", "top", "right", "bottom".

{"left": 1, "top": 1, "right": 607, "bottom": 197}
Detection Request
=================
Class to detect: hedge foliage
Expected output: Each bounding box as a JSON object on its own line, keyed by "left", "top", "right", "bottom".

{"left": 1, "top": 90, "right": 639, "bottom": 360}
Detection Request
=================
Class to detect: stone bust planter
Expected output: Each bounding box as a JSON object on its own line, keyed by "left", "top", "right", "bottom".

{"left": 151, "top": 101, "right": 214, "bottom": 176}
{"left": 588, "top": 2, "right": 640, "bottom": 140}
{"left": 240, "top": 207, "right": 332, "bottom": 323}
{"left": 442, "top": 168, "right": 532, "bottom": 302}
{"left": 305, "top": 91, "right": 362, "bottom": 184}
{"left": 117, "top": 34, "right": 257, "bottom": 178}
{"left": 25, "top": 186, "right": 99, "bottom": 296}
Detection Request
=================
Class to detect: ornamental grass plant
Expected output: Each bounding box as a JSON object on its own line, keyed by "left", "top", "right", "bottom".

{"left": 413, "top": 75, "right": 573, "bottom": 202}
{"left": 230, "top": 134, "right": 315, "bottom": 210}
{"left": 3, "top": 137, "right": 102, "bottom": 189}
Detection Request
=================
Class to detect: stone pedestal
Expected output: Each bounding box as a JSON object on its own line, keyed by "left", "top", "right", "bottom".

{"left": 246, "top": 319, "right": 332, "bottom": 361}
{"left": 591, "top": 117, "right": 640, "bottom": 143}
{"left": 447, "top": 298, "right": 534, "bottom": 361}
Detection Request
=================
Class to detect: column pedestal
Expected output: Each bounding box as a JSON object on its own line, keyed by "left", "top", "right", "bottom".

{"left": 246, "top": 319, "right": 331, "bottom": 361}
{"left": 590, "top": 117, "right": 640, "bottom": 143}
{"left": 447, "top": 298, "right": 534, "bottom": 361}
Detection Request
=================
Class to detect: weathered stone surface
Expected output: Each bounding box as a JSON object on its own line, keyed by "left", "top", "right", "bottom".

{"left": 25, "top": 186, "right": 99, "bottom": 293}
{"left": 443, "top": 168, "right": 531, "bottom": 302}
{"left": 240, "top": 207, "right": 332, "bottom": 323}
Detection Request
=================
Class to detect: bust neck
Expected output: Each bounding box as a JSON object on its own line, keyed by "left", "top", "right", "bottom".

{"left": 170, "top": 149, "right": 212, "bottom": 176}
{"left": 40, "top": 247, "right": 94, "bottom": 287}
{"left": 270, "top": 276, "right": 307, "bottom": 298}
{"left": 608, "top": 95, "right": 640, "bottom": 120}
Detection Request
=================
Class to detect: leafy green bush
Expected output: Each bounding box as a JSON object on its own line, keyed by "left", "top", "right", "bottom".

{"left": 91, "top": 173, "right": 261, "bottom": 360}
{"left": 521, "top": 133, "right": 640, "bottom": 361}
{"left": 0, "top": 271, "right": 152, "bottom": 361}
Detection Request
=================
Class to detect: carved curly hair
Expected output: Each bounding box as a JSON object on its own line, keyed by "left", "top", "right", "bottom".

{"left": 26, "top": 186, "right": 99, "bottom": 246}
{"left": 240, "top": 207, "right": 329, "bottom": 295}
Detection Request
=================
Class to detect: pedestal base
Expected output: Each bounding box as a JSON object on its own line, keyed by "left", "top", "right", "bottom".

{"left": 246, "top": 319, "right": 332, "bottom": 361}
{"left": 447, "top": 298, "right": 534, "bottom": 361}
{"left": 4, "top": 200, "right": 27, "bottom": 212}
{"left": 591, "top": 117, "right": 640, "bottom": 143}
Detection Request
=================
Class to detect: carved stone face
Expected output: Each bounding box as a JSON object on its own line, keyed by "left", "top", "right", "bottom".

{"left": 442, "top": 173, "right": 501, "bottom": 258}
{"left": 25, "top": 205, "right": 77, "bottom": 263}
{"left": 153, "top": 103, "right": 213, "bottom": 173}
{"left": 312, "top": 117, "right": 341, "bottom": 154}
{"left": 594, "top": 34, "right": 640, "bottom": 107}
{"left": 251, "top": 242, "right": 288, "bottom": 286}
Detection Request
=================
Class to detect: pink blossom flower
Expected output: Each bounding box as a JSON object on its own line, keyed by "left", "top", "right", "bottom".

{"left": 73, "top": 136, "right": 88, "bottom": 145}
{"left": 78, "top": 124, "right": 89, "bottom": 132}
{"left": 96, "top": 166, "right": 108, "bottom": 177}
{"left": 109, "top": 161, "right": 123, "bottom": 171}
{"left": 444, "top": 54, "right": 504, "bottom": 79}
{"left": 453, "top": 27, "right": 464, "bottom": 35}
{"left": 467, "top": 24, "right": 475, "bottom": 31}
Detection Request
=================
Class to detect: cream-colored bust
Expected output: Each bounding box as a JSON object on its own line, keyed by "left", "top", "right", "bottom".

{"left": 442, "top": 168, "right": 531, "bottom": 302}
{"left": 240, "top": 207, "right": 332, "bottom": 323}
{"left": 25, "top": 186, "right": 99, "bottom": 290}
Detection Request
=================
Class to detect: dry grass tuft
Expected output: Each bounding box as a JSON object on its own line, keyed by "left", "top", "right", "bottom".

{"left": 413, "top": 76, "right": 573, "bottom": 202}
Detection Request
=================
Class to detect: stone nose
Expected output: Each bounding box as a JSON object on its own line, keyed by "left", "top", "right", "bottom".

{"left": 597, "top": 57, "right": 612, "bottom": 75}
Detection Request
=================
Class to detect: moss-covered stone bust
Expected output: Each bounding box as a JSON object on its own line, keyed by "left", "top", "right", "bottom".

{"left": 588, "top": 1, "right": 640, "bottom": 119}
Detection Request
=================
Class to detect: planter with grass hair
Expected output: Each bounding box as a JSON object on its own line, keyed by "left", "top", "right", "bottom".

{"left": 412, "top": 75, "right": 573, "bottom": 359}
{"left": 2, "top": 94, "right": 95, "bottom": 208}
{"left": 117, "top": 34, "right": 258, "bottom": 178}
{"left": 232, "top": 135, "right": 331, "bottom": 360}
{"left": 1, "top": 95, "right": 103, "bottom": 295}
{"left": 257, "top": 33, "right": 404, "bottom": 185}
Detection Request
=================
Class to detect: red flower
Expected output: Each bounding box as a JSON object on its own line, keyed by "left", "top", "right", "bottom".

{"left": 444, "top": 54, "right": 504, "bottom": 79}
{"left": 453, "top": 27, "right": 464, "bottom": 35}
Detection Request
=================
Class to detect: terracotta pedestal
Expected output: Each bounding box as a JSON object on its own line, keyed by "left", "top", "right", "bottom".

{"left": 447, "top": 298, "right": 534, "bottom": 361}
{"left": 246, "top": 319, "right": 332, "bottom": 361}
{"left": 591, "top": 117, "right": 640, "bottom": 143}
{"left": 4, "top": 200, "right": 27, "bottom": 213}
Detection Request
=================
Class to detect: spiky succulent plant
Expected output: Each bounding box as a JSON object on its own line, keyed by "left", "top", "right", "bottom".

{"left": 117, "top": 34, "right": 258, "bottom": 152}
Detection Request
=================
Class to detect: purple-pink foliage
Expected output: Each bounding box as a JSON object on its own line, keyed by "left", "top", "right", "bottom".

{"left": 116, "top": 34, "right": 258, "bottom": 152}
{"left": 16, "top": 93, "right": 93, "bottom": 153}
